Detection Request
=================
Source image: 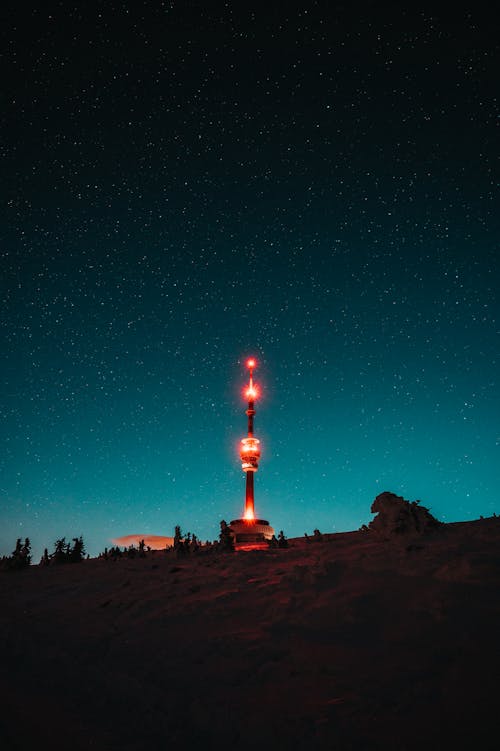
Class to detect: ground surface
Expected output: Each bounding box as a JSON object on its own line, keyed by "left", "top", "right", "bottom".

{"left": 2, "top": 518, "right": 500, "bottom": 750}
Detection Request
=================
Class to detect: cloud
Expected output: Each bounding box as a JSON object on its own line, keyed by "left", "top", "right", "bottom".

{"left": 112, "top": 534, "right": 174, "bottom": 550}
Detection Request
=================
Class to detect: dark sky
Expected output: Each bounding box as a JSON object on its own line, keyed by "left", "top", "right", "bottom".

{"left": 1, "top": 3, "right": 498, "bottom": 559}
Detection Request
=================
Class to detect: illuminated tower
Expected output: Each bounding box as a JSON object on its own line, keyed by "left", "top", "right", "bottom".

{"left": 241, "top": 357, "right": 260, "bottom": 520}
{"left": 230, "top": 358, "right": 274, "bottom": 545}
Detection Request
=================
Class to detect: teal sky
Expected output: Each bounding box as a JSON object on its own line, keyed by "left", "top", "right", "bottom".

{"left": 1, "top": 4, "right": 498, "bottom": 560}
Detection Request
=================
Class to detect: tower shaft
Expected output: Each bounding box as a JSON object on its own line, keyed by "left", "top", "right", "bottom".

{"left": 246, "top": 402, "right": 255, "bottom": 436}
{"left": 245, "top": 471, "right": 254, "bottom": 519}
{"left": 244, "top": 398, "right": 256, "bottom": 518}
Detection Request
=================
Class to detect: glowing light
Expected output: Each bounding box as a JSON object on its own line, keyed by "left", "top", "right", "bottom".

{"left": 244, "top": 507, "right": 255, "bottom": 521}
{"left": 244, "top": 358, "right": 258, "bottom": 400}
{"left": 245, "top": 385, "right": 258, "bottom": 400}
{"left": 240, "top": 437, "right": 260, "bottom": 454}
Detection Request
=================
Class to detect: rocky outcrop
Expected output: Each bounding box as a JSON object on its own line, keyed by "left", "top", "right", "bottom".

{"left": 369, "top": 491, "right": 441, "bottom": 537}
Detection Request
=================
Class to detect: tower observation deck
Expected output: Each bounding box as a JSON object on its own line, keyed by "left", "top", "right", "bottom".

{"left": 230, "top": 358, "right": 274, "bottom": 545}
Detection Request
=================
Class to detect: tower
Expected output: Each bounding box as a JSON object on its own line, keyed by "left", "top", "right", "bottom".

{"left": 230, "top": 358, "right": 274, "bottom": 545}
{"left": 240, "top": 357, "right": 260, "bottom": 520}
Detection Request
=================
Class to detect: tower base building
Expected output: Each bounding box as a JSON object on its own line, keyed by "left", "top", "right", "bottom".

{"left": 229, "top": 518, "right": 275, "bottom": 544}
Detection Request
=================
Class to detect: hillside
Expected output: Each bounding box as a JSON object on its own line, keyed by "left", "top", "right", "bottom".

{"left": 2, "top": 513, "right": 500, "bottom": 750}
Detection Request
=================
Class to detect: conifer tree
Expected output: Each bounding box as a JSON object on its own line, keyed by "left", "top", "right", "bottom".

{"left": 52, "top": 538, "right": 67, "bottom": 564}
{"left": 219, "top": 520, "right": 235, "bottom": 552}
{"left": 69, "top": 536, "right": 85, "bottom": 563}
{"left": 21, "top": 538, "right": 32, "bottom": 565}
{"left": 173, "top": 525, "right": 183, "bottom": 550}
{"left": 12, "top": 539, "right": 22, "bottom": 558}
{"left": 174, "top": 525, "right": 186, "bottom": 557}
{"left": 6, "top": 538, "right": 32, "bottom": 569}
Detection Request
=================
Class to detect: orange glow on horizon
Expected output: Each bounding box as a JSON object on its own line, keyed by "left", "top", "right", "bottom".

{"left": 112, "top": 534, "right": 174, "bottom": 550}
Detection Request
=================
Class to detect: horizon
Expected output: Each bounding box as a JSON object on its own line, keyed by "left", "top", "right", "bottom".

{"left": 2, "top": 488, "right": 497, "bottom": 564}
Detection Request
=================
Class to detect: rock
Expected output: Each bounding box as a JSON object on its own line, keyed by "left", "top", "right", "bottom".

{"left": 369, "top": 491, "right": 441, "bottom": 538}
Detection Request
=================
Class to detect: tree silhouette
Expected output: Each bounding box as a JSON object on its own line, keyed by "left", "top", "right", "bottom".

{"left": 174, "top": 525, "right": 187, "bottom": 557}
{"left": 69, "top": 536, "right": 85, "bottom": 563}
{"left": 2, "top": 538, "right": 32, "bottom": 569}
{"left": 50, "top": 536, "right": 86, "bottom": 564}
{"left": 12, "top": 539, "right": 22, "bottom": 558}
{"left": 52, "top": 538, "right": 67, "bottom": 564}
{"left": 21, "top": 538, "right": 32, "bottom": 564}
{"left": 219, "top": 520, "right": 235, "bottom": 552}
{"left": 174, "top": 525, "right": 183, "bottom": 549}
{"left": 277, "top": 530, "right": 288, "bottom": 548}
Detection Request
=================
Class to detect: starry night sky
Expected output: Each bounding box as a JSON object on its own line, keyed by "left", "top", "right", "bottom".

{"left": 1, "top": 4, "right": 498, "bottom": 560}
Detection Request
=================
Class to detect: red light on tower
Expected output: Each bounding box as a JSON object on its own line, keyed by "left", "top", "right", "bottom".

{"left": 244, "top": 357, "right": 258, "bottom": 400}
{"left": 245, "top": 383, "right": 258, "bottom": 400}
